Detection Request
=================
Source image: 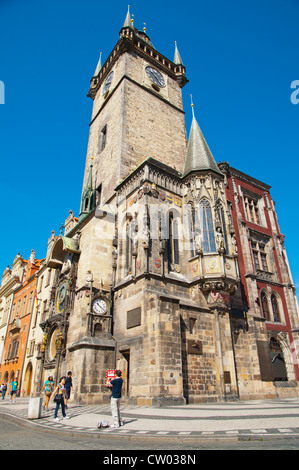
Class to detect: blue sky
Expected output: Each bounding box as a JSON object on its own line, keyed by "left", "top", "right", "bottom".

{"left": 0, "top": 0, "right": 298, "bottom": 298}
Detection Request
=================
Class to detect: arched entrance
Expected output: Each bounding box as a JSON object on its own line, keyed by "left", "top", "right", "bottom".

{"left": 8, "top": 371, "right": 15, "bottom": 387}
{"left": 23, "top": 363, "right": 33, "bottom": 396}
{"left": 270, "top": 337, "right": 288, "bottom": 381}
{"left": 3, "top": 371, "right": 8, "bottom": 384}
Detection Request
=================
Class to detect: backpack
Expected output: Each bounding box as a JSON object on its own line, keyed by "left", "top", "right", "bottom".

{"left": 97, "top": 421, "right": 109, "bottom": 429}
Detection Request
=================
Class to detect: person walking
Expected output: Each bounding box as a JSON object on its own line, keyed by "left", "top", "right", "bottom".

{"left": 52, "top": 377, "right": 69, "bottom": 422}
{"left": 2, "top": 383, "right": 7, "bottom": 399}
{"left": 64, "top": 371, "right": 73, "bottom": 408}
{"left": 40, "top": 375, "right": 54, "bottom": 411}
{"left": 107, "top": 370, "right": 123, "bottom": 428}
{"left": 10, "top": 379, "right": 18, "bottom": 403}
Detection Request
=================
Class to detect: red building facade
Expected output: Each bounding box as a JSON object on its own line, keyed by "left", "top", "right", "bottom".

{"left": 219, "top": 162, "right": 299, "bottom": 397}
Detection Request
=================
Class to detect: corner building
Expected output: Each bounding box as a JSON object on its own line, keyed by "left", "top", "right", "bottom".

{"left": 40, "top": 10, "right": 299, "bottom": 405}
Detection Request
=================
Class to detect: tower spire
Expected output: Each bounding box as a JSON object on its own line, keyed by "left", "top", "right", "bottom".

{"left": 183, "top": 99, "right": 222, "bottom": 177}
{"left": 173, "top": 41, "right": 184, "bottom": 65}
{"left": 80, "top": 158, "right": 95, "bottom": 218}
{"left": 123, "top": 5, "right": 133, "bottom": 28}
{"left": 93, "top": 52, "right": 102, "bottom": 77}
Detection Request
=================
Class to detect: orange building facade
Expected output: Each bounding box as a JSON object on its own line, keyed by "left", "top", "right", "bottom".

{"left": 0, "top": 251, "right": 41, "bottom": 396}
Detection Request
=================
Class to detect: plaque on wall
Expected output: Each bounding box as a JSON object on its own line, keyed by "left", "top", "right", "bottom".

{"left": 224, "top": 371, "right": 231, "bottom": 384}
{"left": 187, "top": 339, "right": 202, "bottom": 355}
{"left": 127, "top": 307, "right": 141, "bottom": 329}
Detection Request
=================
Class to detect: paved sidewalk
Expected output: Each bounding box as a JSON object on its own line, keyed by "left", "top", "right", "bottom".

{"left": 1, "top": 397, "right": 299, "bottom": 442}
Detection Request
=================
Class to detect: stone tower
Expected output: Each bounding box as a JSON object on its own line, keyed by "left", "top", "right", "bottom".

{"left": 82, "top": 7, "right": 188, "bottom": 206}
{"left": 39, "top": 8, "right": 299, "bottom": 405}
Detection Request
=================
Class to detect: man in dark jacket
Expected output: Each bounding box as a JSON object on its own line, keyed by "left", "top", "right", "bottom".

{"left": 64, "top": 371, "right": 73, "bottom": 408}
{"left": 107, "top": 370, "right": 123, "bottom": 428}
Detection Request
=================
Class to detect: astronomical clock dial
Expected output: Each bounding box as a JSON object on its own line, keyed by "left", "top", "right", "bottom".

{"left": 145, "top": 66, "right": 165, "bottom": 88}
{"left": 56, "top": 282, "right": 68, "bottom": 314}
{"left": 92, "top": 297, "right": 107, "bottom": 315}
{"left": 102, "top": 71, "right": 114, "bottom": 95}
{"left": 49, "top": 328, "right": 60, "bottom": 361}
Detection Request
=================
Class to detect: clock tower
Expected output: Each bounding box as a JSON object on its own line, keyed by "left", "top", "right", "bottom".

{"left": 82, "top": 7, "right": 188, "bottom": 205}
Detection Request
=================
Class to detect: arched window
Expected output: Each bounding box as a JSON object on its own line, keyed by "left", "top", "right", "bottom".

{"left": 271, "top": 294, "right": 281, "bottom": 323}
{"left": 216, "top": 202, "right": 228, "bottom": 252}
{"left": 125, "top": 219, "right": 133, "bottom": 275}
{"left": 269, "top": 337, "right": 288, "bottom": 381}
{"left": 168, "top": 212, "right": 180, "bottom": 271}
{"left": 200, "top": 199, "right": 216, "bottom": 253}
{"left": 261, "top": 292, "right": 270, "bottom": 320}
{"left": 189, "top": 205, "right": 199, "bottom": 257}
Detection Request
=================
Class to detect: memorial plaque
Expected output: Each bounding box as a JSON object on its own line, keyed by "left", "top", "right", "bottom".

{"left": 127, "top": 307, "right": 141, "bottom": 329}
{"left": 187, "top": 339, "right": 202, "bottom": 355}
{"left": 224, "top": 371, "right": 231, "bottom": 384}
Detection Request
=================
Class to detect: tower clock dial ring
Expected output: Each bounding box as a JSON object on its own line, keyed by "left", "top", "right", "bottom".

{"left": 102, "top": 71, "right": 114, "bottom": 95}
{"left": 145, "top": 66, "right": 165, "bottom": 88}
{"left": 92, "top": 297, "right": 107, "bottom": 314}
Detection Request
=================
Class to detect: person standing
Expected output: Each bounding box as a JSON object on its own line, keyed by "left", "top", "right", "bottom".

{"left": 52, "top": 377, "right": 69, "bottom": 422}
{"left": 40, "top": 375, "right": 54, "bottom": 411}
{"left": 10, "top": 379, "right": 18, "bottom": 403}
{"left": 64, "top": 371, "right": 73, "bottom": 408}
{"left": 107, "top": 370, "right": 123, "bottom": 428}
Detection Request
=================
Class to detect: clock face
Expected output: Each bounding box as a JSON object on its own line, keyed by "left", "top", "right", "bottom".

{"left": 56, "top": 283, "right": 67, "bottom": 314}
{"left": 102, "top": 71, "right": 114, "bottom": 95}
{"left": 92, "top": 298, "right": 107, "bottom": 315}
{"left": 145, "top": 66, "right": 165, "bottom": 88}
{"left": 49, "top": 328, "right": 60, "bottom": 361}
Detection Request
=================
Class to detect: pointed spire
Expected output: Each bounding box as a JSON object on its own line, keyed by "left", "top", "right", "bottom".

{"left": 174, "top": 41, "right": 184, "bottom": 65}
{"left": 86, "top": 158, "right": 93, "bottom": 188}
{"left": 123, "top": 5, "right": 133, "bottom": 28}
{"left": 80, "top": 158, "right": 95, "bottom": 217}
{"left": 93, "top": 52, "right": 102, "bottom": 77}
{"left": 183, "top": 98, "right": 223, "bottom": 177}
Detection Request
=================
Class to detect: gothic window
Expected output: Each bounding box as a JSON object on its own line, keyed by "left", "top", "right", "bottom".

{"left": 251, "top": 243, "right": 259, "bottom": 270}
{"left": 261, "top": 292, "right": 270, "bottom": 320}
{"left": 189, "top": 206, "right": 199, "bottom": 257}
{"left": 258, "top": 243, "right": 267, "bottom": 270}
{"left": 271, "top": 294, "right": 281, "bottom": 323}
{"left": 269, "top": 337, "right": 288, "bottom": 381}
{"left": 200, "top": 199, "right": 216, "bottom": 253}
{"left": 244, "top": 195, "right": 260, "bottom": 225}
{"left": 216, "top": 202, "right": 228, "bottom": 252}
{"left": 125, "top": 220, "right": 133, "bottom": 275}
{"left": 251, "top": 240, "right": 268, "bottom": 272}
{"left": 168, "top": 212, "right": 180, "bottom": 270}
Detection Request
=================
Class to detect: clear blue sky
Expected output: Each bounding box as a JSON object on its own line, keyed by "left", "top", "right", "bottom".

{"left": 0, "top": 0, "right": 298, "bottom": 299}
